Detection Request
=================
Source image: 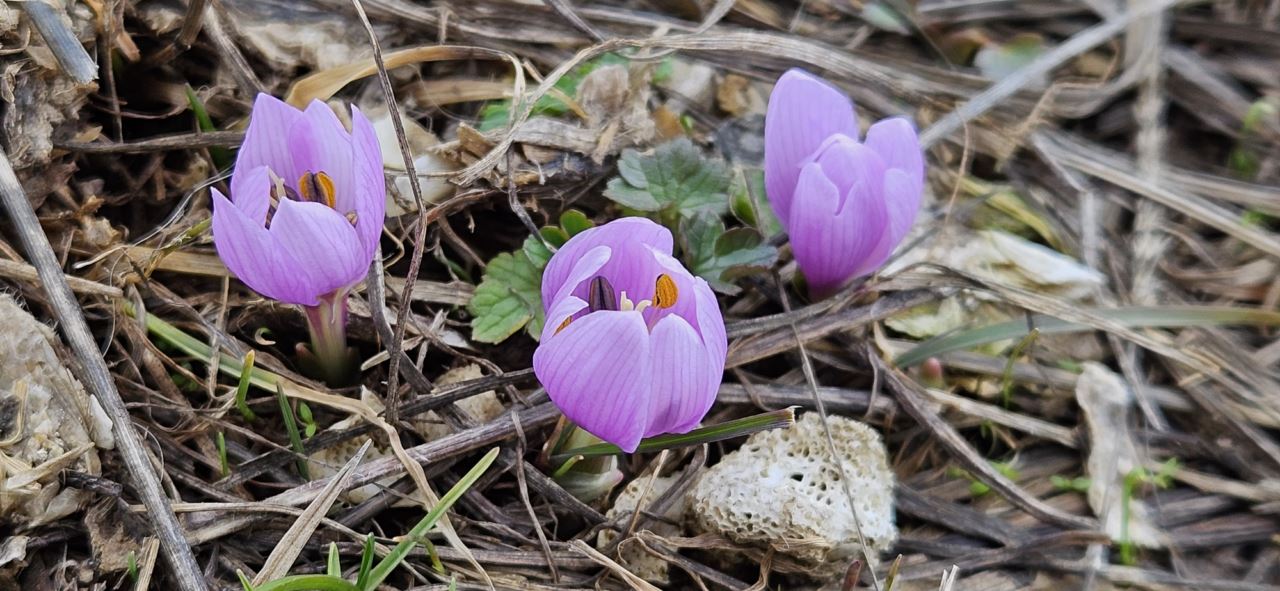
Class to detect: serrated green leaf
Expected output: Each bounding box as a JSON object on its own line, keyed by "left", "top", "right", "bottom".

{"left": 604, "top": 138, "right": 732, "bottom": 219}
{"left": 603, "top": 179, "right": 663, "bottom": 211}
{"left": 468, "top": 251, "right": 544, "bottom": 343}
{"left": 681, "top": 216, "right": 777, "bottom": 294}
{"left": 523, "top": 235, "right": 554, "bottom": 269}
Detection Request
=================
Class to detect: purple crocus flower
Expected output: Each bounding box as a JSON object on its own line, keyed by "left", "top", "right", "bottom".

{"left": 765, "top": 68, "right": 925, "bottom": 297}
{"left": 533, "top": 218, "right": 727, "bottom": 453}
{"left": 211, "top": 94, "right": 385, "bottom": 383}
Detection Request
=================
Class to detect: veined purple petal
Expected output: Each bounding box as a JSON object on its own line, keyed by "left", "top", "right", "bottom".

{"left": 546, "top": 246, "right": 611, "bottom": 311}
{"left": 643, "top": 248, "right": 700, "bottom": 331}
{"left": 228, "top": 165, "right": 272, "bottom": 226}
{"left": 765, "top": 69, "right": 859, "bottom": 227}
{"left": 269, "top": 199, "right": 368, "bottom": 304}
{"left": 808, "top": 136, "right": 887, "bottom": 211}
{"left": 645, "top": 314, "right": 717, "bottom": 437}
{"left": 690, "top": 277, "right": 727, "bottom": 373}
{"left": 232, "top": 94, "right": 302, "bottom": 200}
{"left": 288, "top": 101, "right": 356, "bottom": 198}
{"left": 540, "top": 218, "right": 672, "bottom": 311}
{"left": 864, "top": 118, "right": 924, "bottom": 192}
{"left": 534, "top": 310, "right": 652, "bottom": 452}
{"left": 212, "top": 188, "right": 311, "bottom": 304}
{"left": 856, "top": 168, "right": 920, "bottom": 277}
{"left": 540, "top": 296, "right": 589, "bottom": 343}
{"left": 789, "top": 162, "right": 888, "bottom": 297}
{"left": 347, "top": 106, "right": 386, "bottom": 260}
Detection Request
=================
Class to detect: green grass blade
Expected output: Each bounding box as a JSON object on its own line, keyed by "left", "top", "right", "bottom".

{"left": 354, "top": 534, "right": 374, "bottom": 590}
{"left": 276, "top": 383, "right": 310, "bottom": 480}
{"left": 254, "top": 575, "right": 361, "bottom": 591}
{"left": 361, "top": 448, "right": 500, "bottom": 590}
{"left": 235, "top": 350, "right": 257, "bottom": 421}
{"left": 326, "top": 543, "right": 341, "bottom": 577}
{"left": 185, "top": 84, "right": 232, "bottom": 169}
{"left": 894, "top": 305, "right": 1280, "bottom": 368}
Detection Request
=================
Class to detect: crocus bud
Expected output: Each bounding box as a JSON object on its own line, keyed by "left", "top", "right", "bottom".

{"left": 534, "top": 218, "right": 728, "bottom": 453}
{"left": 211, "top": 94, "right": 385, "bottom": 384}
{"left": 765, "top": 68, "right": 925, "bottom": 298}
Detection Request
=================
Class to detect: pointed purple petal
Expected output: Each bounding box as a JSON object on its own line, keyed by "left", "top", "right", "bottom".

{"left": 765, "top": 69, "right": 859, "bottom": 227}
{"left": 211, "top": 188, "right": 312, "bottom": 304}
{"left": 534, "top": 310, "right": 651, "bottom": 452}
{"left": 540, "top": 217, "right": 673, "bottom": 309}
{"left": 790, "top": 162, "right": 888, "bottom": 297}
{"left": 347, "top": 106, "right": 386, "bottom": 260}
{"left": 232, "top": 94, "right": 302, "bottom": 198}
{"left": 269, "top": 199, "right": 368, "bottom": 302}
{"left": 645, "top": 314, "right": 717, "bottom": 437}
{"left": 288, "top": 101, "right": 355, "bottom": 193}
{"left": 864, "top": 118, "right": 924, "bottom": 192}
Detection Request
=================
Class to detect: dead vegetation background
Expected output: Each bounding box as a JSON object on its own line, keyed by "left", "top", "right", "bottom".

{"left": 2, "top": 0, "right": 1280, "bottom": 589}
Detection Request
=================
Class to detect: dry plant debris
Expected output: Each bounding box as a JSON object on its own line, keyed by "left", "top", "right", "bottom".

{"left": 0, "top": 0, "right": 1278, "bottom": 589}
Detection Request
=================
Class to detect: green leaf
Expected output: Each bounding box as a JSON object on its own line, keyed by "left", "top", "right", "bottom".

{"left": 604, "top": 138, "right": 732, "bottom": 219}
{"left": 730, "top": 167, "right": 783, "bottom": 238}
{"left": 522, "top": 234, "right": 554, "bottom": 269}
{"left": 681, "top": 215, "right": 777, "bottom": 294}
{"left": 468, "top": 211, "right": 600, "bottom": 344}
{"left": 559, "top": 209, "right": 595, "bottom": 236}
{"left": 468, "top": 249, "right": 544, "bottom": 344}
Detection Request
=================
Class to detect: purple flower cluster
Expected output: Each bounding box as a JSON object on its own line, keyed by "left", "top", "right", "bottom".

{"left": 765, "top": 68, "right": 925, "bottom": 297}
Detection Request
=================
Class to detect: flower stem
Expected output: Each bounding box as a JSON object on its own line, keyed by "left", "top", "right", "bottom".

{"left": 303, "top": 291, "right": 353, "bottom": 385}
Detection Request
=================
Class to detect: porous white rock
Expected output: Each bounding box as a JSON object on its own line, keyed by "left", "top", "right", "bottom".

{"left": 596, "top": 475, "right": 684, "bottom": 584}
{"left": 0, "top": 295, "right": 112, "bottom": 525}
{"left": 688, "top": 413, "right": 897, "bottom": 568}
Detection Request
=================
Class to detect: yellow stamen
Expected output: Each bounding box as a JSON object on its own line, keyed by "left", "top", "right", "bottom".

{"left": 345, "top": 211, "right": 359, "bottom": 225}
{"left": 297, "top": 171, "right": 337, "bottom": 208}
{"left": 654, "top": 274, "right": 678, "bottom": 309}
{"left": 555, "top": 315, "right": 573, "bottom": 335}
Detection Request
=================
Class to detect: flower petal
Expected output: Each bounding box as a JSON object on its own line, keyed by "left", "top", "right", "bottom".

{"left": 228, "top": 165, "right": 273, "bottom": 225}
{"left": 346, "top": 106, "right": 387, "bottom": 260}
{"left": 211, "top": 188, "right": 312, "bottom": 304}
{"left": 232, "top": 94, "right": 302, "bottom": 199}
{"left": 545, "top": 245, "right": 611, "bottom": 313}
{"left": 642, "top": 248, "right": 700, "bottom": 330}
{"left": 534, "top": 310, "right": 652, "bottom": 452}
{"left": 808, "top": 135, "right": 887, "bottom": 204}
{"left": 864, "top": 118, "right": 924, "bottom": 192}
{"left": 765, "top": 69, "right": 859, "bottom": 227}
{"left": 269, "top": 199, "right": 369, "bottom": 303}
{"left": 690, "top": 277, "right": 727, "bottom": 371}
{"left": 645, "top": 314, "right": 717, "bottom": 437}
{"left": 288, "top": 101, "right": 356, "bottom": 197}
{"left": 856, "top": 167, "right": 921, "bottom": 276}
{"left": 540, "top": 217, "right": 672, "bottom": 309}
{"left": 790, "top": 162, "right": 888, "bottom": 297}
{"left": 539, "top": 296, "right": 589, "bottom": 343}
